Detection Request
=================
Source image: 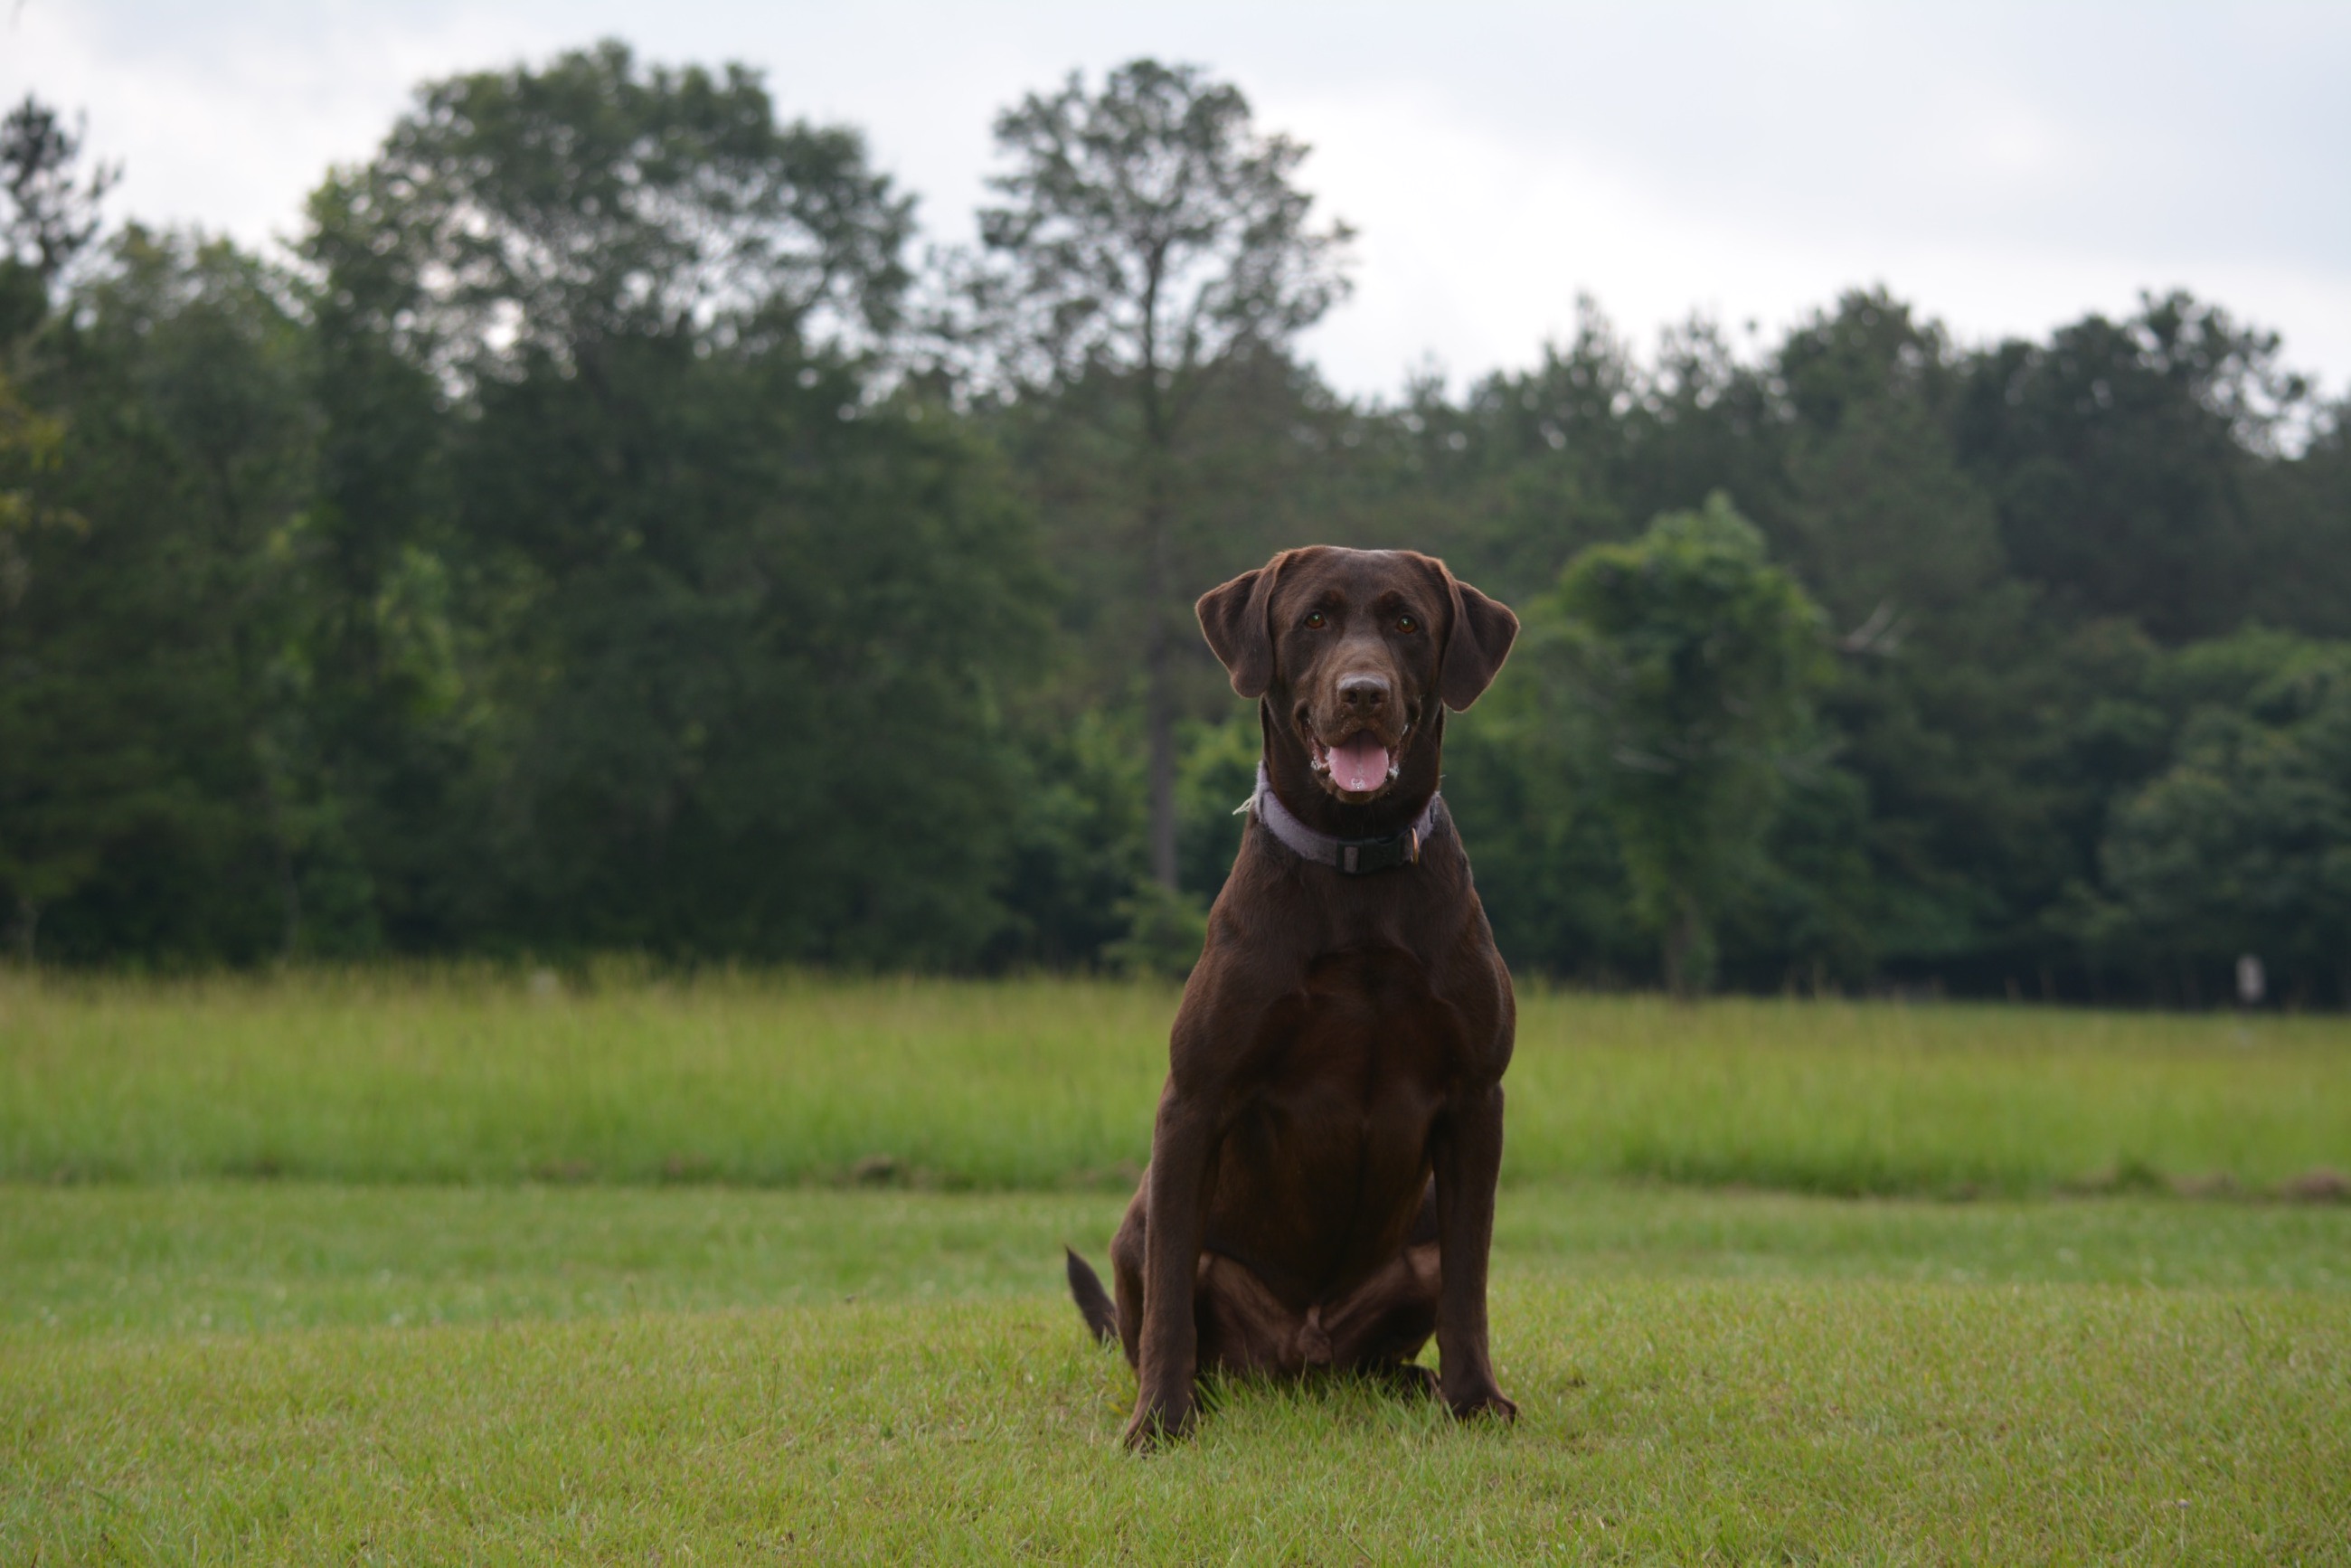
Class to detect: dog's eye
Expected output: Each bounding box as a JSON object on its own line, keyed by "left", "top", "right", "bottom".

{"left": 1302, "top": 611, "right": 1327, "bottom": 630}
{"left": 1396, "top": 614, "right": 1420, "bottom": 634}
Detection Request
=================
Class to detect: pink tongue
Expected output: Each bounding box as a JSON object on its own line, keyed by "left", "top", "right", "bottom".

{"left": 1330, "top": 733, "right": 1393, "bottom": 793}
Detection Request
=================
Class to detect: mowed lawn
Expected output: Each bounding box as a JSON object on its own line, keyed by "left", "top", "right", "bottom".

{"left": 3, "top": 973, "right": 2349, "bottom": 1562}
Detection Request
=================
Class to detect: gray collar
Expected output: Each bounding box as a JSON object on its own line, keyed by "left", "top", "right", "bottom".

{"left": 1245, "top": 762, "right": 1442, "bottom": 875}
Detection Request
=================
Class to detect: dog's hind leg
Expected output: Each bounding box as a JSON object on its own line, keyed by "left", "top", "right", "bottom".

{"left": 1194, "top": 1253, "right": 1310, "bottom": 1378}
{"left": 1323, "top": 1240, "right": 1442, "bottom": 1390}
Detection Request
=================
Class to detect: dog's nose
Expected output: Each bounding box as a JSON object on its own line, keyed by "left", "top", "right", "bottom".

{"left": 1337, "top": 673, "right": 1390, "bottom": 711}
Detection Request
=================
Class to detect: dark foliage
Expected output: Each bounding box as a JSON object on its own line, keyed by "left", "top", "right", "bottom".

{"left": 4, "top": 61, "right": 2348, "bottom": 1003}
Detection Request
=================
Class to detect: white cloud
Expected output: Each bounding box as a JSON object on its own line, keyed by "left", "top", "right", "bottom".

{"left": 5, "top": 0, "right": 2346, "bottom": 401}
{"left": 2, "top": 2, "right": 557, "bottom": 248}
{"left": 1280, "top": 83, "right": 2351, "bottom": 402}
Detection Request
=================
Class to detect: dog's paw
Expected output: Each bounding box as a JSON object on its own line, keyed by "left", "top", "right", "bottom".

{"left": 1445, "top": 1387, "right": 1519, "bottom": 1423}
{"left": 1120, "top": 1394, "right": 1197, "bottom": 1451}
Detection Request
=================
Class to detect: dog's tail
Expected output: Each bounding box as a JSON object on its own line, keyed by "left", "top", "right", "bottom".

{"left": 1064, "top": 1247, "right": 1119, "bottom": 1346}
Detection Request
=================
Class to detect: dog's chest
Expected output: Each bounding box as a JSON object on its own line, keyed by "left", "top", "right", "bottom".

{"left": 1205, "top": 946, "right": 1459, "bottom": 1287}
{"left": 1245, "top": 945, "right": 1460, "bottom": 1129}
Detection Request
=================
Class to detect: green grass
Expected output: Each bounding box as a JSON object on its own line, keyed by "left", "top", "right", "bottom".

{"left": 4, "top": 973, "right": 2348, "bottom": 1559}
{"left": 5, "top": 969, "right": 2346, "bottom": 1196}
{"left": 5, "top": 1181, "right": 2350, "bottom": 1337}
{"left": 3, "top": 1186, "right": 2347, "bottom": 1563}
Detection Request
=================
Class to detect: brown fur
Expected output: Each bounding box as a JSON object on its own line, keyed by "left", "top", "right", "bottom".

{"left": 1069, "top": 545, "right": 1521, "bottom": 1447}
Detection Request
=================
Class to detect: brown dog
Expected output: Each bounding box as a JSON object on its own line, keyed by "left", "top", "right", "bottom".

{"left": 1065, "top": 545, "right": 1521, "bottom": 1447}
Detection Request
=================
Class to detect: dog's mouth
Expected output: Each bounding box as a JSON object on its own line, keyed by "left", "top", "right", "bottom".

{"left": 1306, "top": 727, "right": 1405, "bottom": 800}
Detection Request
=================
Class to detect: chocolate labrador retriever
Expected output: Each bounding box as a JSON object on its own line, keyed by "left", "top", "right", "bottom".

{"left": 1065, "top": 545, "right": 1521, "bottom": 1448}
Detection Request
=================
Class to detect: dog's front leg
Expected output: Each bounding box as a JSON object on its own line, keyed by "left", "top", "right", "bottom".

{"left": 1125, "top": 1083, "right": 1216, "bottom": 1449}
{"left": 1433, "top": 1081, "right": 1517, "bottom": 1421}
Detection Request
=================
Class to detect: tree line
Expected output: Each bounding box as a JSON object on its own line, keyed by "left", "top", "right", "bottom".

{"left": 4, "top": 45, "right": 2348, "bottom": 1004}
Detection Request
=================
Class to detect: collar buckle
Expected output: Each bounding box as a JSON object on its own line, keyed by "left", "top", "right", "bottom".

{"left": 1248, "top": 763, "right": 1440, "bottom": 876}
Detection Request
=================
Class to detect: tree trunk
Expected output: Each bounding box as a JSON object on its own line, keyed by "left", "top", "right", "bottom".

{"left": 1144, "top": 602, "right": 1179, "bottom": 891}
{"left": 1661, "top": 898, "right": 1704, "bottom": 1001}
{"left": 275, "top": 841, "right": 303, "bottom": 962}
{"left": 1139, "top": 339, "right": 1180, "bottom": 893}
{"left": 11, "top": 893, "right": 36, "bottom": 966}
{"left": 254, "top": 733, "right": 303, "bottom": 961}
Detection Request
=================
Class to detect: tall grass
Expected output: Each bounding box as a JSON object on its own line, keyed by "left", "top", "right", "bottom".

{"left": 2, "top": 968, "right": 2345, "bottom": 1195}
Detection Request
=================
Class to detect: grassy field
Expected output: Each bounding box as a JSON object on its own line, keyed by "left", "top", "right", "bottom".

{"left": 4, "top": 969, "right": 2346, "bottom": 1196}
{"left": 3, "top": 972, "right": 2348, "bottom": 1561}
{"left": 8, "top": 1182, "right": 2350, "bottom": 1337}
{"left": 3, "top": 1185, "right": 2348, "bottom": 1562}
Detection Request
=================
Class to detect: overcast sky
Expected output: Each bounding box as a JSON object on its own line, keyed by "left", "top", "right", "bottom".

{"left": 6, "top": 0, "right": 2347, "bottom": 401}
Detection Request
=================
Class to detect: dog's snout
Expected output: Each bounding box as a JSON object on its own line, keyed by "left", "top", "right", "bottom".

{"left": 1337, "top": 673, "right": 1390, "bottom": 710}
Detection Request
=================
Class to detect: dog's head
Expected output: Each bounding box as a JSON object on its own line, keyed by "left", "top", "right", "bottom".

{"left": 1196, "top": 547, "right": 1518, "bottom": 804}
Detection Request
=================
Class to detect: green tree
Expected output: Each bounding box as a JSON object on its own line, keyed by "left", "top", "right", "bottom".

{"left": 1776, "top": 289, "right": 2003, "bottom": 629}
{"left": 308, "top": 39, "right": 910, "bottom": 378}
{"left": 2240, "top": 400, "right": 2351, "bottom": 639}
{"left": 1350, "top": 302, "right": 1638, "bottom": 608}
{"left": 1955, "top": 292, "right": 2308, "bottom": 642}
{"left": 1770, "top": 290, "right": 2065, "bottom": 987}
{"left": 0, "top": 362, "right": 76, "bottom": 957}
{"left": 0, "top": 94, "right": 119, "bottom": 339}
{"left": 1439, "top": 637, "right": 1643, "bottom": 981}
{"left": 965, "top": 59, "right": 1352, "bottom": 893}
{"left": 2098, "top": 631, "right": 2351, "bottom": 1004}
{"left": 305, "top": 42, "right": 1047, "bottom": 962}
{"left": 1547, "top": 495, "right": 1831, "bottom": 995}
{"left": 0, "top": 229, "right": 326, "bottom": 961}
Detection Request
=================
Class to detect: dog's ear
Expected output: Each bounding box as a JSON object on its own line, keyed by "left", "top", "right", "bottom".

{"left": 1440, "top": 570, "right": 1519, "bottom": 711}
{"left": 1196, "top": 553, "right": 1289, "bottom": 699}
